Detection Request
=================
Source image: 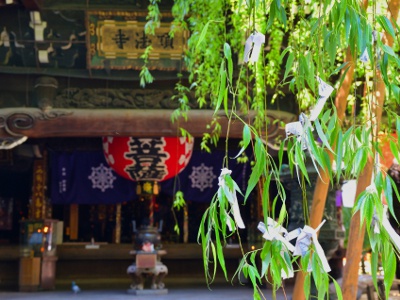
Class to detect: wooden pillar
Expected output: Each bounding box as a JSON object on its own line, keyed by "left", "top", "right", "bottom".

{"left": 183, "top": 205, "right": 189, "bottom": 243}
{"left": 69, "top": 204, "right": 79, "bottom": 241}
{"left": 115, "top": 203, "right": 121, "bottom": 244}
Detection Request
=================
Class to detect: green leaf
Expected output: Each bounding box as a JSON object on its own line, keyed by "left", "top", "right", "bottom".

{"left": 354, "top": 148, "right": 367, "bottom": 177}
{"left": 304, "top": 273, "right": 311, "bottom": 300}
{"left": 387, "top": 176, "right": 400, "bottom": 223}
{"left": 397, "top": 118, "right": 400, "bottom": 148}
{"left": 390, "top": 140, "right": 400, "bottom": 169}
{"left": 279, "top": 46, "right": 291, "bottom": 61}
{"left": 250, "top": 251, "right": 257, "bottom": 267}
{"left": 327, "top": 32, "right": 337, "bottom": 67}
{"left": 371, "top": 250, "right": 379, "bottom": 291}
{"left": 384, "top": 247, "right": 396, "bottom": 299}
{"left": 253, "top": 289, "right": 261, "bottom": 300}
{"left": 335, "top": 130, "right": 343, "bottom": 182}
{"left": 377, "top": 15, "right": 396, "bottom": 39}
{"left": 245, "top": 138, "right": 266, "bottom": 200}
{"left": 305, "top": 53, "right": 315, "bottom": 90}
{"left": 261, "top": 242, "right": 272, "bottom": 277}
{"left": 295, "top": 143, "right": 310, "bottom": 183}
{"left": 210, "top": 240, "right": 217, "bottom": 282}
{"left": 278, "top": 141, "right": 286, "bottom": 171}
{"left": 248, "top": 264, "right": 261, "bottom": 286}
{"left": 364, "top": 194, "right": 374, "bottom": 228}
{"left": 305, "top": 126, "right": 324, "bottom": 170}
{"left": 262, "top": 175, "right": 272, "bottom": 218}
{"left": 214, "top": 224, "right": 228, "bottom": 280}
{"left": 277, "top": 202, "right": 287, "bottom": 225}
{"left": 332, "top": 278, "right": 343, "bottom": 300}
{"left": 223, "top": 43, "right": 233, "bottom": 84}
{"left": 214, "top": 60, "right": 226, "bottom": 115}
{"left": 233, "top": 124, "right": 252, "bottom": 159}
{"left": 381, "top": 44, "right": 397, "bottom": 58}
{"left": 196, "top": 20, "right": 212, "bottom": 50}
{"left": 329, "top": 62, "right": 349, "bottom": 76}
{"left": 384, "top": 174, "right": 397, "bottom": 223}
{"left": 314, "top": 118, "right": 334, "bottom": 153}
{"left": 267, "top": 0, "right": 277, "bottom": 29}
{"left": 284, "top": 52, "right": 294, "bottom": 81}
{"left": 391, "top": 84, "right": 400, "bottom": 102}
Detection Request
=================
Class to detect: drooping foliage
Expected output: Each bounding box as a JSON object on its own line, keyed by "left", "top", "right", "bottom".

{"left": 143, "top": 0, "right": 400, "bottom": 299}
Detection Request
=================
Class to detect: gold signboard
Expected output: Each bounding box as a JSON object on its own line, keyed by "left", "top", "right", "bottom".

{"left": 87, "top": 11, "right": 188, "bottom": 70}
{"left": 31, "top": 160, "right": 46, "bottom": 220}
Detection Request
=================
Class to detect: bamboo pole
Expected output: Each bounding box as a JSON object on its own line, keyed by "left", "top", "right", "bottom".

{"left": 341, "top": 2, "right": 399, "bottom": 299}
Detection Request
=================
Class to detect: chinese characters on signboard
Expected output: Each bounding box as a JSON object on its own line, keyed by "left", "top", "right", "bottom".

{"left": 31, "top": 159, "right": 49, "bottom": 220}
{"left": 87, "top": 11, "right": 188, "bottom": 70}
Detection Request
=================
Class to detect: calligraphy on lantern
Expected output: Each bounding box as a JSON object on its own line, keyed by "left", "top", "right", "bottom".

{"left": 93, "top": 21, "right": 186, "bottom": 59}
{"left": 124, "top": 138, "right": 169, "bottom": 182}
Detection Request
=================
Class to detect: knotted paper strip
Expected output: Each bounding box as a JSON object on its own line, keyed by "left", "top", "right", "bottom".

{"left": 285, "top": 121, "right": 303, "bottom": 139}
{"left": 285, "top": 113, "right": 314, "bottom": 152}
{"left": 257, "top": 219, "right": 294, "bottom": 278}
{"left": 372, "top": 212, "right": 380, "bottom": 234}
{"left": 218, "top": 168, "right": 245, "bottom": 229}
{"left": 285, "top": 77, "right": 334, "bottom": 143}
{"left": 243, "top": 32, "right": 265, "bottom": 63}
{"left": 360, "top": 30, "right": 382, "bottom": 63}
{"left": 292, "top": 220, "right": 331, "bottom": 273}
{"left": 309, "top": 77, "right": 335, "bottom": 121}
{"left": 257, "top": 219, "right": 295, "bottom": 252}
{"left": 285, "top": 76, "right": 334, "bottom": 142}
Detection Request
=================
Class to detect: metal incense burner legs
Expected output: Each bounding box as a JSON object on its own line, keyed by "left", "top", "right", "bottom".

{"left": 127, "top": 250, "right": 168, "bottom": 294}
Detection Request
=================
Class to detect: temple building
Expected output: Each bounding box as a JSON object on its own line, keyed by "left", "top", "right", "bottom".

{"left": 0, "top": 0, "right": 345, "bottom": 293}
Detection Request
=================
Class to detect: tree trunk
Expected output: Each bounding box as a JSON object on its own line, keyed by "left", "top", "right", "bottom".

{"left": 291, "top": 19, "right": 358, "bottom": 300}
{"left": 341, "top": 1, "right": 399, "bottom": 299}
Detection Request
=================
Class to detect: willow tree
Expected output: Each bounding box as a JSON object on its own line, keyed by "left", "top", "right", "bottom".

{"left": 143, "top": 1, "right": 400, "bottom": 299}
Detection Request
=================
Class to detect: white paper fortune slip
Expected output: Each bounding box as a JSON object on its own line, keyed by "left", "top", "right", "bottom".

{"left": 243, "top": 32, "right": 265, "bottom": 63}
{"left": 309, "top": 77, "right": 335, "bottom": 121}
{"left": 360, "top": 30, "right": 382, "bottom": 63}
{"left": 257, "top": 218, "right": 295, "bottom": 252}
{"left": 218, "top": 168, "right": 245, "bottom": 229}
{"left": 292, "top": 220, "right": 331, "bottom": 273}
{"left": 257, "top": 219, "right": 295, "bottom": 278}
{"left": 285, "top": 77, "right": 334, "bottom": 148}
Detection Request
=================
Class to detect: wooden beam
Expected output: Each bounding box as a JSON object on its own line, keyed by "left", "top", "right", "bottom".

{"left": 0, "top": 108, "right": 295, "bottom": 140}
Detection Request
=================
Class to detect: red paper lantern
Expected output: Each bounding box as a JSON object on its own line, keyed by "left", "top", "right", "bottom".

{"left": 102, "top": 136, "right": 194, "bottom": 182}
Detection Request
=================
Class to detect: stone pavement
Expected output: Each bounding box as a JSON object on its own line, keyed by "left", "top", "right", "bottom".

{"left": 0, "top": 285, "right": 292, "bottom": 300}
{"left": 2, "top": 278, "right": 400, "bottom": 300}
{"left": 0, "top": 288, "right": 286, "bottom": 300}
{"left": 0, "top": 279, "right": 293, "bottom": 300}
